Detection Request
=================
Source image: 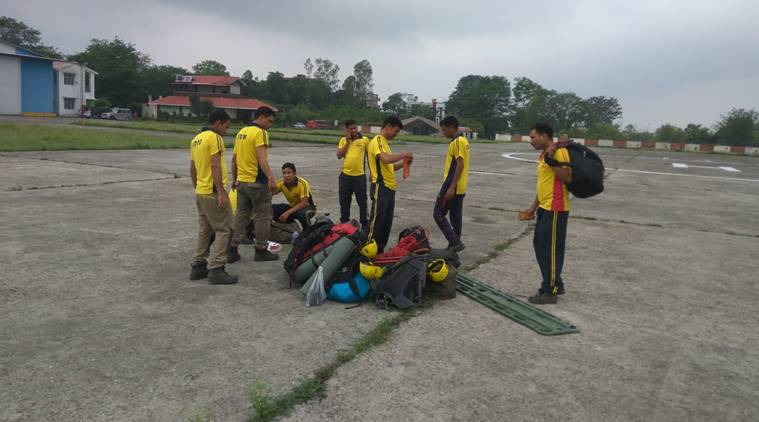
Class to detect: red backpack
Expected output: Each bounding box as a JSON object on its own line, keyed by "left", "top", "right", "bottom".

{"left": 302, "top": 221, "right": 361, "bottom": 260}
{"left": 372, "top": 226, "right": 431, "bottom": 265}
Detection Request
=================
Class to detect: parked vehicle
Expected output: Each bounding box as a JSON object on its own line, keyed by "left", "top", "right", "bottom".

{"left": 101, "top": 108, "right": 132, "bottom": 121}
{"left": 293, "top": 122, "right": 306, "bottom": 129}
{"left": 306, "top": 119, "right": 328, "bottom": 129}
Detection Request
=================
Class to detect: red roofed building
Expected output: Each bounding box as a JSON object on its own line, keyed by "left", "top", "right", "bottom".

{"left": 145, "top": 74, "right": 275, "bottom": 121}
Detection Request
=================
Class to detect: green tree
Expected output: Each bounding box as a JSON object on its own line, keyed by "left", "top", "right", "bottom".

{"left": 382, "top": 93, "right": 407, "bottom": 115}
{"left": 406, "top": 103, "right": 435, "bottom": 120}
{"left": 313, "top": 58, "right": 340, "bottom": 92}
{"left": 582, "top": 96, "right": 622, "bottom": 125}
{"left": 548, "top": 92, "right": 585, "bottom": 132}
{"left": 683, "top": 123, "right": 713, "bottom": 144}
{"left": 714, "top": 108, "right": 758, "bottom": 145}
{"left": 140, "top": 65, "right": 188, "bottom": 98}
{"left": 189, "top": 95, "right": 213, "bottom": 117}
{"left": 446, "top": 75, "right": 511, "bottom": 137}
{"left": 263, "top": 71, "right": 287, "bottom": 104}
{"left": 0, "top": 16, "right": 62, "bottom": 58}
{"left": 655, "top": 123, "right": 685, "bottom": 142}
{"left": 586, "top": 122, "right": 622, "bottom": 139}
{"left": 353, "top": 59, "right": 377, "bottom": 108}
{"left": 69, "top": 38, "right": 151, "bottom": 106}
{"left": 192, "top": 60, "right": 229, "bottom": 76}
{"left": 303, "top": 58, "right": 314, "bottom": 78}
{"left": 335, "top": 76, "right": 358, "bottom": 106}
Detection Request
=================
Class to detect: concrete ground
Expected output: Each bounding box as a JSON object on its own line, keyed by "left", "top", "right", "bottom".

{"left": 1, "top": 134, "right": 758, "bottom": 421}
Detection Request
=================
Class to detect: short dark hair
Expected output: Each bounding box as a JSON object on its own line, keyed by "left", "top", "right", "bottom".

{"left": 344, "top": 119, "right": 357, "bottom": 127}
{"left": 440, "top": 116, "right": 459, "bottom": 128}
{"left": 530, "top": 122, "right": 553, "bottom": 139}
{"left": 254, "top": 106, "right": 276, "bottom": 119}
{"left": 382, "top": 116, "right": 404, "bottom": 130}
{"left": 208, "top": 109, "right": 230, "bottom": 124}
{"left": 282, "top": 162, "right": 296, "bottom": 172}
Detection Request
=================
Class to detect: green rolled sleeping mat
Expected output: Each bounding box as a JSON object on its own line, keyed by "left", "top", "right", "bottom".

{"left": 299, "top": 236, "right": 356, "bottom": 295}
{"left": 293, "top": 242, "right": 337, "bottom": 285}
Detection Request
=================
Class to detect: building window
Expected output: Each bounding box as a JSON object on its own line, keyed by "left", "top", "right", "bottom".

{"left": 64, "top": 98, "right": 76, "bottom": 110}
{"left": 64, "top": 73, "right": 75, "bottom": 85}
{"left": 85, "top": 73, "right": 91, "bottom": 93}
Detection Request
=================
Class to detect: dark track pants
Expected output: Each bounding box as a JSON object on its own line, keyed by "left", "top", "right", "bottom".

{"left": 272, "top": 203, "right": 310, "bottom": 229}
{"left": 533, "top": 208, "right": 569, "bottom": 294}
{"left": 368, "top": 182, "right": 395, "bottom": 253}
{"left": 338, "top": 173, "right": 368, "bottom": 229}
{"left": 433, "top": 193, "right": 465, "bottom": 246}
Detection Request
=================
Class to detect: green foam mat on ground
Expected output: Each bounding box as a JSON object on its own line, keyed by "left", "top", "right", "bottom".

{"left": 456, "top": 272, "right": 579, "bottom": 336}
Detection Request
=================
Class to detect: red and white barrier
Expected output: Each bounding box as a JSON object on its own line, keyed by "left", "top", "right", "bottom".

{"left": 495, "top": 133, "right": 759, "bottom": 156}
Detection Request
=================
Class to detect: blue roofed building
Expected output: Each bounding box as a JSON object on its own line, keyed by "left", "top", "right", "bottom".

{"left": 0, "top": 39, "right": 57, "bottom": 116}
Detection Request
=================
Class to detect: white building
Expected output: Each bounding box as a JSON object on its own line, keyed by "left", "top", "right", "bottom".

{"left": 53, "top": 61, "right": 97, "bottom": 116}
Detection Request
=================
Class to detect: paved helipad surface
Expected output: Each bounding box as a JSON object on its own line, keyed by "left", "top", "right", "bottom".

{"left": 1, "top": 138, "right": 758, "bottom": 421}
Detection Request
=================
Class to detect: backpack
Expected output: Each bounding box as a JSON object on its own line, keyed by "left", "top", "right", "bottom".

{"left": 303, "top": 220, "right": 363, "bottom": 260}
{"left": 544, "top": 141, "right": 605, "bottom": 198}
{"left": 325, "top": 253, "right": 370, "bottom": 304}
{"left": 283, "top": 217, "right": 334, "bottom": 274}
{"left": 270, "top": 220, "right": 299, "bottom": 244}
{"left": 375, "top": 255, "right": 427, "bottom": 310}
{"left": 373, "top": 226, "right": 431, "bottom": 265}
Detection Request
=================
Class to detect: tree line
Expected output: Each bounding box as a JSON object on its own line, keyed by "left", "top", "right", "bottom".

{"left": 2, "top": 16, "right": 758, "bottom": 145}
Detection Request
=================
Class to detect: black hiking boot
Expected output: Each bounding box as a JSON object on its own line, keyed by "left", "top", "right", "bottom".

{"left": 208, "top": 266, "right": 238, "bottom": 285}
{"left": 254, "top": 248, "right": 279, "bottom": 262}
{"left": 189, "top": 261, "right": 208, "bottom": 280}
{"left": 227, "top": 246, "right": 241, "bottom": 263}
{"left": 447, "top": 241, "right": 466, "bottom": 253}
{"left": 557, "top": 287, "right": 566, "bottom": 295}
{"left": 528, "top": 291, "right": 558, "bottom": 304}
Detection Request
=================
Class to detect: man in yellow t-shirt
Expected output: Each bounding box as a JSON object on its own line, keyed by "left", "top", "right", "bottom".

{"left": 521, "top": 122, "right": 573, "bottom": 305}
{"left": 228, "top": 106, "right": 279, "bottom": 263}
{"left": 271, "top": 162, "right": 315, "bottom": 229}
{"left": 336, "top": 119, "right": 369, "bottom": 230}
{"left": 189, "top": 110, "right": 237, "bottom": 285}
{"left": 433, "top": 116, "right": 470, "bottom": 253}
{"left": 367, "top": 116, "right": 414, "bottom": 253}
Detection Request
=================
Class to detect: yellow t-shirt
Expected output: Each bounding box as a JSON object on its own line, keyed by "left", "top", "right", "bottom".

{"left": 367, "top": 135, "right": 396, "bottom": 191}
{"left": 276, "top": 177, "right": 313, "bottom": 207}
{"left": 338, "top": 135, "right": 369, "bottom": 176}
{"left": 442, "top": 135, "right": 470, "bottom": 195}
{"left": 234, "top": 125, "right": 270, "bottom": 183}
{"left": 537, "top": 148, "right": 571, "bottom": 212}
{"left": 190, "top": 129, "right": 228, "bottom": 195}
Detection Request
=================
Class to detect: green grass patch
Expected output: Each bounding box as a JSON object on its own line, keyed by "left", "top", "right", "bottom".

{"left": 0, "top": 123, "right": 192, "bottom": 151}
{"left": 248, "top": 312, "right": 414, "bottom": 422}
{"left": 71, "top": 120, "right": 499, "bottom": 145}
{"left": 72, "top": 119, "right": 230, "bottom": 134}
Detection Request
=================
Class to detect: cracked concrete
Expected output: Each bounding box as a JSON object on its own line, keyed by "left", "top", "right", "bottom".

{"left": 2, "top": 135, "right": 758, "bottom": 421}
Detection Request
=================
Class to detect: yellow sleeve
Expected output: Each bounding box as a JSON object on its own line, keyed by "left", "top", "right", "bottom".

{"left": 276, "top": 179, "right": 285, "bottom": 190}
{"left": 452, "top": 140, "right": 462, "bottom": 159}
{"left": 252, "top": 129, "right": 266, "bottom": 148}
{"left": 208, "top": 133, "right": 222, "bottom": 156}
{"left": 338, "top": 137, "right": 346, "bottom": 149}
{"left": 299, "top": 180, "right": 310, "bottom": 199}
{"left": 233, "top": 129, "right": 244, "bottom": 153}
{"left": 556, "top": 148, "right": 570, "bottom": 163}
{"left": 368, "top": 139, "right": 379, "bottom": 158}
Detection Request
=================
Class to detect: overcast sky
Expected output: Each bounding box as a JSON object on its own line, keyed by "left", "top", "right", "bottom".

{"left": 4, "top": 0, "right": 758, "bottom": 129}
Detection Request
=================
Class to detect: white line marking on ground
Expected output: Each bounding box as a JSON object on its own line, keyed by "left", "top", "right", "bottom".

{"left": 616, "top": 169, "right": 758, "bottom": 182}
{"left": 501, "top": 152, "right": 759, "bottom": 183}
{"left": 673, "top": 163, "right": 742, "bottom": 172}
{"left": 501, "top": 153, "right": 538, "bottom": 163}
